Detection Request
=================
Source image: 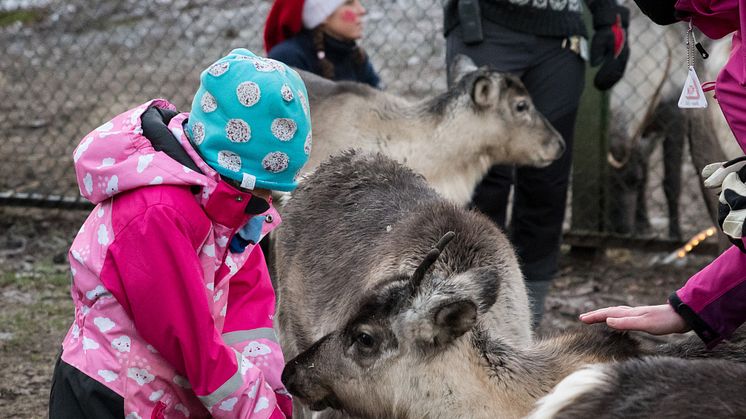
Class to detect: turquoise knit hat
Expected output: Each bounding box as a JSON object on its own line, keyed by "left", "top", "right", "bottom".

{"left": 187, "top": 48, "right": 312, "bottom": 192}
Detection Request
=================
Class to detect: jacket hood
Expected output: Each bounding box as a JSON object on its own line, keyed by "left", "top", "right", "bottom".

{"left": 72, "top": 99, "right": 216, "bottom": 204}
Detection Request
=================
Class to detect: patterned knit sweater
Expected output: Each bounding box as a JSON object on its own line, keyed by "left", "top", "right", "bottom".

{"left": 444, "top": 0, "right": 606, "bottom": 38}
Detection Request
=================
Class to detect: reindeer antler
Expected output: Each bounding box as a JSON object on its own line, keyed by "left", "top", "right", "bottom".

{"left": 410, "top": 231, "right": 456, "bottom": 291}
{"left": 434, "top": 231, "right": 456, "bottom": 252}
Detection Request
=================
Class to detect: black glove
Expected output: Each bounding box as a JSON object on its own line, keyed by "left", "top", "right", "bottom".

{"left": 632, "top": 0, "right": 678, "bottom": 25}
{"left": 589, "top": 1, "right": 630, "bottom": 91}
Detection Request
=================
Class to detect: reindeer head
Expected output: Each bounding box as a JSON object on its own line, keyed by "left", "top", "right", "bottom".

{"left": 281, "top": 232, "right": 500, "bottom": 418}
{"left": 444, "top": 55, "right": 565, "bottom": 168}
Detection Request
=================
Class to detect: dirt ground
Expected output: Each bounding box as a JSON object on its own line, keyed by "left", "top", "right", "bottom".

{"left": 0, "top": 207, "right": 84, "bottom": 416}
{"left": 0, "top": 205, "right": 717, "bottom": 417}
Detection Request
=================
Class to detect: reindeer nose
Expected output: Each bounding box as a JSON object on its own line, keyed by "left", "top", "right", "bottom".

{"left": 281, "top": 361, "right": 299, "bottom": 395}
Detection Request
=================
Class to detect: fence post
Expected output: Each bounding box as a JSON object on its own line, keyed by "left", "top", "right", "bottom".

{"left": 571, "top": 72, "right": 609, "bottom": 235}
{"left": 569, "top": 12, "right": 610, "bottom": 257}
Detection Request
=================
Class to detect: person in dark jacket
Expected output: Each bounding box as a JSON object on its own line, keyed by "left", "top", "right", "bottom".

{"left": 264, "top": 0, "right": 380, "bottom": 88}
{"left": 444, "top": 0, "right": 630, "bottom": 327}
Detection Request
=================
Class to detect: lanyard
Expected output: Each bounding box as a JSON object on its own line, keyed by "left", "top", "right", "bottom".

{"left": 679, "top": 21, "right": 709, "bottom": 109}
{"left": 686, "top": 20, "right": 709, "bottom": 66}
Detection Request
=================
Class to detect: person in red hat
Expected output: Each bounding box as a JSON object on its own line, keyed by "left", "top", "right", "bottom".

{"left": 264, "top": 0, "right": 380, "bottom": 88}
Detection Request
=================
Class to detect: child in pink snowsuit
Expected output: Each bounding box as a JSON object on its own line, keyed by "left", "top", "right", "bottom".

{"left": 581, "top": 0, "right": 746, "bottom": 348}
{"left": 49, "top": 49, "right": 312, "bottom": 418}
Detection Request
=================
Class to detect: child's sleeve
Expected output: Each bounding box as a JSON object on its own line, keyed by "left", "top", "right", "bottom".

{"left": 222, "top": 245, "right": 293, "bottom": 417}
{"left": 103, "top": 204, "right": 286, "bottom": 418}
{"left": 669, "top": 241, "right": 746, "bottom": 348}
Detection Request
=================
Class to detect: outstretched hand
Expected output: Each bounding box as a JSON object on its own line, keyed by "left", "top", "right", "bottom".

{"left": 579, "top": 304, "right": 690, "bottom": 335}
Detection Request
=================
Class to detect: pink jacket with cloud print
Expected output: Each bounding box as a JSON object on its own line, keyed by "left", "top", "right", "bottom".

{"left": 61, "top": 99, "right": 291, "bottom": 418}
{"left": 670, "top": 0, "right": 746, "bottom": 348}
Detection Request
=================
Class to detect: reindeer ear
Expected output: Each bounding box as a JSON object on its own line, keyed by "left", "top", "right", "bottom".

{"left": 431, "top": 300, "right": 478, "bottom": 346}
{"left": 448, "top": 54, "right": 478, "bottom": 86}
{"left": 471, "top": 76, "right": 498, "bottom": 109}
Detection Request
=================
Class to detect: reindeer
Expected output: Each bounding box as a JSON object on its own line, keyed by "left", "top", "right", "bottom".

{"left": 262, "top": 56, "right": 563, "bottom": 271}
{"left": 529, "top": 337, "right": 746, "bottom": 419}
{"left": 297, "top": 55, "right": 564, "bottom": 205}
{"left": 607, "top": 13, "right": 740, "bottom": 239}
{"left": 276, "top": 151, "right": 746, "bottom": 419}
{"left": 274, "top": 150, "right": 534, "bottom": 351}
{"left": 275, "top": 149, "right": 532, "bottom": 417}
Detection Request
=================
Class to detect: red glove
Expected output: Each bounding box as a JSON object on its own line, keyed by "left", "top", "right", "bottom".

{"left": 590, "top": 2, "right": 631, "bottom": 90}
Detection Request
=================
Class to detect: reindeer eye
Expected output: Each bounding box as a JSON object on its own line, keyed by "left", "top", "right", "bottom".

{"left": 515, "top": 100, "right": 529, "bottom": 112}
{"left": 356, "top": 332, "right": 375, "bottom": 348}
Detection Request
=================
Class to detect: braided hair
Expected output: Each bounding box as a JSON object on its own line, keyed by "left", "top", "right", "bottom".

{"left": 311, "top": 26, "right": 369, "bottom": 81}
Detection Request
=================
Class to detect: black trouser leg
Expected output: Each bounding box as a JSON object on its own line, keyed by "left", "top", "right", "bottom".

{"left": 512, "top": 111, "right": 578, "bottom": 265}
{"left": 49, "top": 353, "right": 124, "bottom": 419}
{"left": 513, "top": 112, "right": 579, "bottom": 326}
{"left": 514, "top": 43, "right": 584, "bottom": 324}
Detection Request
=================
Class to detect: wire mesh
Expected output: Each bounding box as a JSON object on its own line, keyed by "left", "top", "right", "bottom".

{"left": 606, "top": 9, "right": 737, "bottom": 242}
{"left": 0, "top": 0, "right": 731, "bottom": 243}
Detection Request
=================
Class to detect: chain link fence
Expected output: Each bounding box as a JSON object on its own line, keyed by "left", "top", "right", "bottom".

{"left": 0, "top": 0, "right": 731, "bottom": 245}
{"left": 602, "top": 10, "right": 737, "bottom": 246}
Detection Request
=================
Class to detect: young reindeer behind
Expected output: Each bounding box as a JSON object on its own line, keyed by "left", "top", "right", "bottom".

{"left": 297, "top": 55, "right": 564, "bottom": 204}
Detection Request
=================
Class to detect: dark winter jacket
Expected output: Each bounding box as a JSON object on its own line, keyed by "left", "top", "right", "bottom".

{"left": 443, "top": 0, "right": 588, "bottom": 38}
{"left": 268, "top": 30, "right": 380, "bottom": 88}
{"left": 444, "top": 0, "right": 628, "bottom": 39}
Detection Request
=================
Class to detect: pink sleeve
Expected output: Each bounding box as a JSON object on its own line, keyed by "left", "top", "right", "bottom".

{"left": 675, "top": 242, "right": 746, "bottom": 347}
{"left": 741, "top": 0, "right": 746, "bottom": 86}
{"left": 222, "top": 246, "right": 293, "bottom": 417}
{"left": 675, "top": 0, "right": 740, "bottom": 38}
{"left": 104, "top": 205, "right": 286, "bottom": 418}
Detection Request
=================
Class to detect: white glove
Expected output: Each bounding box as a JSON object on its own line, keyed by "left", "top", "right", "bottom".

{"left": 719, "top": 171, "right": 746, "bottom": 240}
{"left": 702, "top": 156, "right": 746, "bottom": 250}
{"left": 702, "top": 156, "right": 746, "bottom": 192}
